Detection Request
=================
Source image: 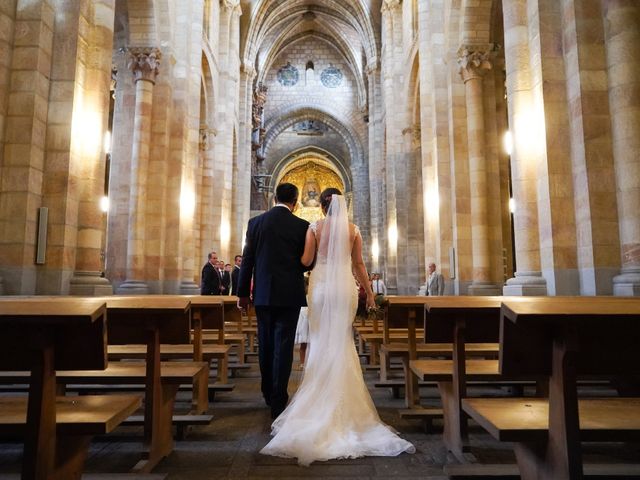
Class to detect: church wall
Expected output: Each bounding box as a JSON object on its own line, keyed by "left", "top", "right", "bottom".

{"left": 266, "top": 130, "right": 350, "bottom": 173}
{"left": 0, "top": 0, "right": 54, "bottom": 294}
{"left": 263, "top": 36, "right": 365, "bottom": 143}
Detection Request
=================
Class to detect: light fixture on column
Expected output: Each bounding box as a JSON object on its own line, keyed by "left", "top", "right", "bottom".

{"left": 371, "top": 239, "right": 380, "bottom": 261}
{"left": 100, "top": 196, "right": 110, "bottom": 213}
{"left": 104, "top": 131, "right": 112, "bottom": 154}
{"left": 509, "top": 197, "right": 515, "bottom": 214}
{"left": 221, "top": 220, "right": 231, "bottom": 246}
{"left": 180, "top": 188, "right": 196, "bottom": 216}
{"left": 503, "top": 130, "right": 513, "bottom": 155}
{"left": 388, "top": 225, "right": 398, "bottom": 251}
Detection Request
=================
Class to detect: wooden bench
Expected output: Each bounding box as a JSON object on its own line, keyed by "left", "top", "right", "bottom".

{"left": 462, "top": 297, "right": 640, "bottom": 480}
{"left": 107, "top": 344, "right": 233, "bottom": 400}
{"left": 198, "top": 296, "right": 250, "bottom": 374}
{"left": 93, "top": 296, "right": 211, "bottom": 472}
{"left": 407, "top": 296, "right": 539, "bottom": 461}
{"left": 0, "top": 298, "right": 142, "bottom": 480}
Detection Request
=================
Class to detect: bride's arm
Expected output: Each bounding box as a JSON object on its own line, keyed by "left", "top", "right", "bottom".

{"left": 300, "top": 227, "right": 316, "bottom": 267}
{"left": 351, "top": 229, "right": 375, "bottom": 310}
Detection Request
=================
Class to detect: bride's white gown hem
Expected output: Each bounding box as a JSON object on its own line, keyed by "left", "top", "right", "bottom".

{"left": 259, "top": 195, "right": 415, "bottom": 466}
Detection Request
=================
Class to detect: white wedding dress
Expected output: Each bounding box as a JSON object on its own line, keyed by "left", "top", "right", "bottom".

{"left": 260, "top": 195, "right": 415, "bottom": 466}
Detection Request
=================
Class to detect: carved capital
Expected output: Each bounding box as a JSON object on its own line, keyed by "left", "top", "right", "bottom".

{"left": 221, "top": 0, "right": 242, "bottom": 14}
{"left": 127, "top": 47, "right": 161, "bottom": 84}
{"left": 381, "top": 0, "right": 401, "bottom": 14}
{"left": 199, "top": 128, "right": 209, "bottom": 151}
{"left": 457, "top": 45, "right": 493, "bottom": 82}
{"left": 242, "top": 60, "right": 257, "bottom": 79}
{"left": 365, "top": 57, "right": 379, "bottom": 75}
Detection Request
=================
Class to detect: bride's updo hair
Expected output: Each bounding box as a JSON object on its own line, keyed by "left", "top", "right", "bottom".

{"left": 320, "top": 187, "right": 342, "bottom": 211}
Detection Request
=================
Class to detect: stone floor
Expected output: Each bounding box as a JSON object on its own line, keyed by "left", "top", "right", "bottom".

{"left": 1, "top": 353, "right": 639, "bottom": 479}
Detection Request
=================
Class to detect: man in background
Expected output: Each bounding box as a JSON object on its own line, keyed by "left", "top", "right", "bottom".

{"left": 427, "top": 262, "right": 445, "bottom": 296}
{"left": 231, "top": 255, "right": 242, "bottom": 295}
{"left": 218, "top": 260, "right": 230, "bottom": 294}
{"left": 371, "top": 273, "right": 387, "bottom": 297}
{"left": 201, "top": 251, "right": 223, "bottom": 295}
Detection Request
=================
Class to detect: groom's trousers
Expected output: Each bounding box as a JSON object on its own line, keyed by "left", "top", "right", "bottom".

{"left": 255, "top": 305, "right": 300, "bottom": 418}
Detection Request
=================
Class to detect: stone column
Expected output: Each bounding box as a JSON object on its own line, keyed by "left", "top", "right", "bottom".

{"left": 69, "top": 0, "right": 116, "bottom": 296}
{"left": 603, "top": 0, "right": 640, "bottom": 296}
{"left": 0, "top": 0, "right": 17, "bottom": 294}
{"left": 116, "top": 47, "right": 160, "bottom": 294}
{"left": 381, "top": 0, "right": 402, "bottom": 293}
{"left": 502, "top": 0, "right": 547, "bottom": 296}
{"left": 366, "top": 60, "right": 384, "bottom": 273}
{"left": 458, "top": 47, "right": 501, "bottom": 295}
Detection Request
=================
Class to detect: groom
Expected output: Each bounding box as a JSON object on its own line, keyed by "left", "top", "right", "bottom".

{"left": 237, "top": 183, "right": 310, "bottom": 418}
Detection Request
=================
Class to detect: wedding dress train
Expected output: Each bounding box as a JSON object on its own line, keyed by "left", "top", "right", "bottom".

{"left": 260, "top": 195, "right": 415, "bottom": 466}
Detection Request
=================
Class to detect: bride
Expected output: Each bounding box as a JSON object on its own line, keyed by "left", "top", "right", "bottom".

{"left": 260, "top": 187, "right": 415, "bottom": 466}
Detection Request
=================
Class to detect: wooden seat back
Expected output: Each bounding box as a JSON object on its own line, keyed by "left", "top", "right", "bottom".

{"left": 423, "top": 296, "right": 503, "bottom": 344}
{"left": 500, "top": 297, "right": 640, "bottom": 377}
{"left": 0, "top": 298, "right": 108, "bottom": 371}
{"left": 103, "top": 296, "right": 191, "bottom": 345}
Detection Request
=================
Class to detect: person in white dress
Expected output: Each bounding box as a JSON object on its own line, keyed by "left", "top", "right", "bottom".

{"left": 294, "top": 274, "right": 310, "bottom": 368}
{"left": 260, "top": 188, "right": 415, "bottom": 465}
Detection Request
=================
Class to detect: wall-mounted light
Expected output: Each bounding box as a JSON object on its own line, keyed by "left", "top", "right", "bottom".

{"left": 220, "top": 220, "right": 230, "bottom": 246}
{"left": 180, "top": 188, "right": 196, "bottom": 216}
{"left": 104, "top": 131, "right": 112, "bottom": 155}
{"left": 100, "top": 196, "right": 110, "bottom": 213}
{"left": 388, "top": 225, "right": 398, "bottom": 250}
{"left": 503, "top": 131, "right": 513, "bottom": 156}
{"left": 371, "top": 239, "right": 380, "bottom": 260}
{"left": 509, "top": 197, "right": 515, "bottom": 214}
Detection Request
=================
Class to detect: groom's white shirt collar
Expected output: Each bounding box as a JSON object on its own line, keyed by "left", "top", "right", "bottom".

{"left": 274, "top": 203, "right": 292, "bottom": 212}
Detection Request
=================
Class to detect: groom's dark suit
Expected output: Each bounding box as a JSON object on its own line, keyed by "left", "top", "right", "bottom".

{"left": 237, "top": 205, "right": 309, "bottom": 418}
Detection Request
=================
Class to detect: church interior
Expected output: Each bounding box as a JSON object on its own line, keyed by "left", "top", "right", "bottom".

{"left": 0, "top": 0, "right": 640, "bottom": 478}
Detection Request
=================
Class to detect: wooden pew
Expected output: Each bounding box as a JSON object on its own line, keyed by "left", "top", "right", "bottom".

{"left": 200, "top": 296, "right": 248, "bottom": 371}
{"left": 408, "top": 296, "right": 528, "bottom": 462}
{"left": 0, "top": 298, "right": 142, "bottom": 480}
{"left": 379, "top": 296, "right": 498, "bottom": 392}
{"left": 106, "top": 295, "right": 234, "bottom": 406}
{"left": 462, "top": 297, "right": 640, "bottom": 480}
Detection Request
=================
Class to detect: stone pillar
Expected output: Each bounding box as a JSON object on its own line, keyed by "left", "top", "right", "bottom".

{"left": 366, "top": 60, "right": 384, "bottom": 274}
{"left": 116, "top": 47, "right": 160, "bottom": 294}
{"left": 603, "top": 0, "right": 640, "bottom": 296}
{"left": 0, "top": 0, "right": 53, "bottom": 295}
{"left": 70, "top": 0, "right": 116, "bottom": 296}
{"left": 458, "top": 47, "right": 501, "bottom": 295}
{"left": 381, "top": 0, "right": 402, "bottom": 293}
{"left": 502, "top": 0, "right": 547, "bottom": 296}
{"left": 0, "top": 0, "right": 17, "bottom": 294}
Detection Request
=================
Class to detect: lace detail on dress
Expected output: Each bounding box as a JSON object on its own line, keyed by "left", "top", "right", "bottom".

{"left": 310, "top": 222, "right": 318, "bottom": 234}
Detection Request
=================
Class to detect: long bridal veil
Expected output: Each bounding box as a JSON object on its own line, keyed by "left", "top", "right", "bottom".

{"left": 261, "top": 194, "right": 414, "bottom": 466}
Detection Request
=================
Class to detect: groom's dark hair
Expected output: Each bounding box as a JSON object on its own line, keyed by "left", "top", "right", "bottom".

{"left": 320, "top": 187, "right": 342, "bottom": 211}
{"left": 275, "top": 183, "right": 298, "bottom": 205}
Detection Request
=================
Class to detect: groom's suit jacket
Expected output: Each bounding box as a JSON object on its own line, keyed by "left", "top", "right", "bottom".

{"left": 237, "top": 205, "right": 309, "bottom": 307}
